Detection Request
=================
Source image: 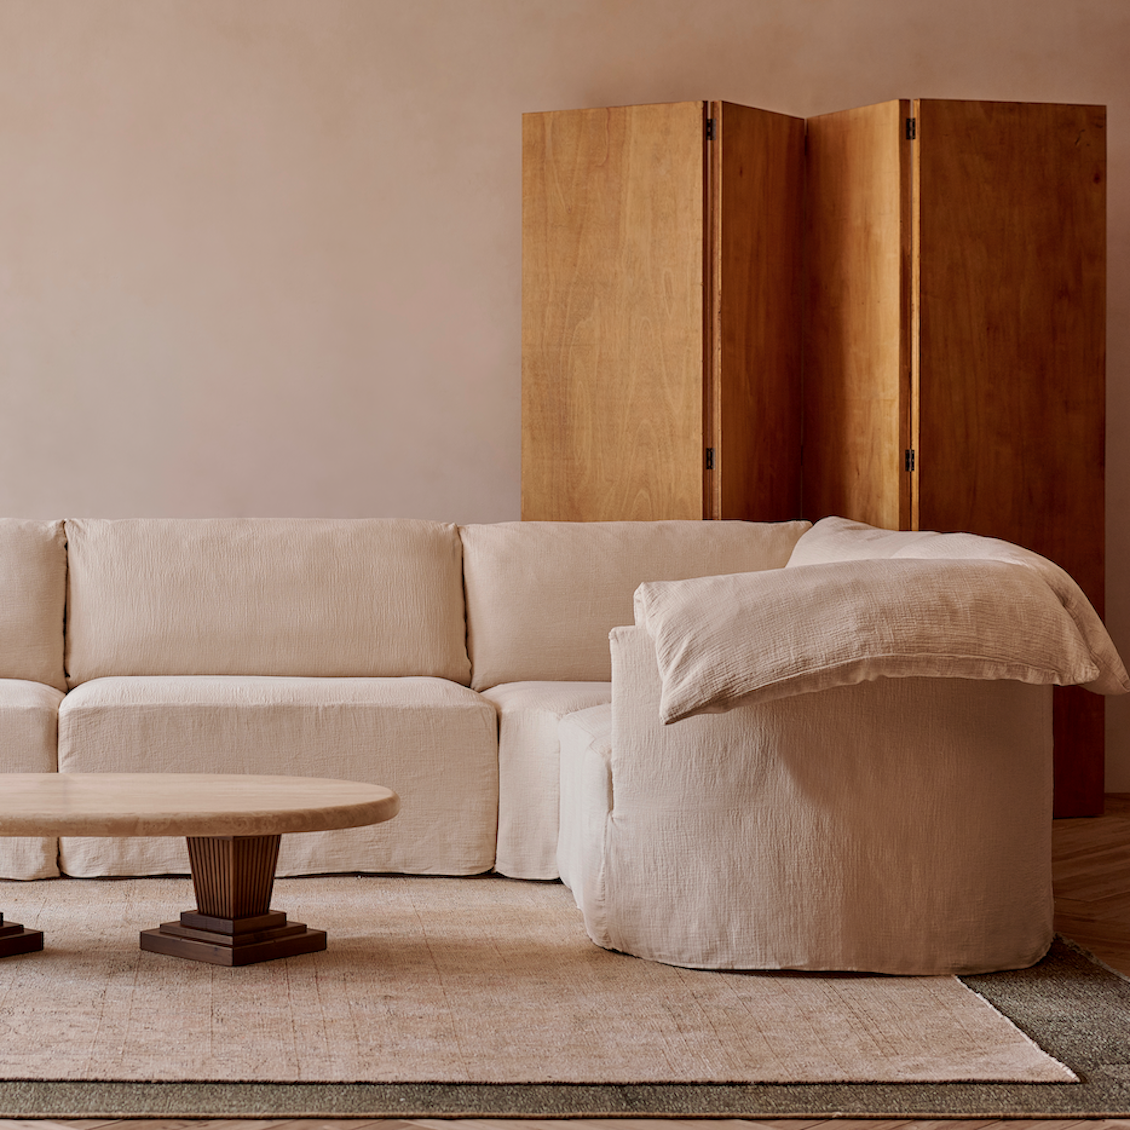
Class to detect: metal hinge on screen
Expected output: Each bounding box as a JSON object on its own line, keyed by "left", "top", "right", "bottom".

{"left": 905, "top": 448, "right": 917, "bottom": 472}
{"left": 906, "top": 117, "right": 917, "bottom": 140}
{"left": 705, "top": 448, "right": 715, "bottom": 471}
{"left": 706, "top": 118, "right": 717, "bottom": 141}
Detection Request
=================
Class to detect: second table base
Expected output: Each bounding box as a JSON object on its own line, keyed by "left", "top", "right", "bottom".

{"left": 0, "top": 912, "right": 43, "bottom": 958}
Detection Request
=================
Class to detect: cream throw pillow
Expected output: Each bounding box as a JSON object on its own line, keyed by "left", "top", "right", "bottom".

{"left": 634, "top": 558, "right": 1126, "bottom": 725}
{"left": 789, "top": 516, "right": 1125, "bottom": 693}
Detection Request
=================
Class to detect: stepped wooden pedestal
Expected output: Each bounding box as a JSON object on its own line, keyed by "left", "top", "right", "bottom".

{"left": 0, "top": 911, "right": 43, "bottom": 958}
{"left": 140, "top": 834, "right": 327, "bottom": 966}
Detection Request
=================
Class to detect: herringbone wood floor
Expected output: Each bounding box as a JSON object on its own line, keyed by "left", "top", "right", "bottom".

{"left": 4, "top": 794, "right": 1129, "bottom": 1130}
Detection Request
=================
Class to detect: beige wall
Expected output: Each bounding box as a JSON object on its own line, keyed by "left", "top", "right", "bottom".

{"left": 2, "top": 0, "right": 1129, "bottom": 784}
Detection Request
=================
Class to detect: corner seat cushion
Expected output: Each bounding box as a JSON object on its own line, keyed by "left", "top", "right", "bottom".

{"left": 479, "top": 681, "right": 612, "bottom": 879}
{"left": 0, "top": 518, "right": 67, "bottom": 691}
{"left": 460, "top": 520, "right": 810, "bottom": 690}
{"left": 556, "top": 702, "right": 612, "bottom": 901}
{"left": 0, "top": 679, "right": 64, "bottom": 879}
{"left": 64, "top": 518, "right": 471, "bottom": 686}
{"left": 56, "top": 675, "right": 497, "bottom": 877}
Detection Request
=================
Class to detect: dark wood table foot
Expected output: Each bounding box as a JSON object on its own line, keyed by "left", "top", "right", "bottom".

{"left": 139, "top": 833, "right": 327, "bottom": 966}
{"left": 0, "top": 911, "right": 43, "bottom": 957}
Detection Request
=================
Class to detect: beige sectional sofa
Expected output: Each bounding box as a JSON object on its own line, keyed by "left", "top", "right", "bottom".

{"left": 1, "top": 514, "right": 1124, "bottom": 974}
{"left": 0, "top": 515, "right": 805, "bottom": 882}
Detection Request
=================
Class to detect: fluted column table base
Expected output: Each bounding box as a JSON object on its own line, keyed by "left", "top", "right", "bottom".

{"left": 139, "top": 834, "right": 327, "bottom": 966}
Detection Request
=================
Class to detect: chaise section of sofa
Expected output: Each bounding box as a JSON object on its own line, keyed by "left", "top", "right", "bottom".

{"left": 57, "top": 518, "right": 498, "bottom": 877}
{"left": 558, "top": 517, "right": 1130, "bottom": 974}
{"left": 460, "top": 518, "right": 810, "bottom": 879}
{"left": 0, "top": 518, "right": 67, "bottom": 880}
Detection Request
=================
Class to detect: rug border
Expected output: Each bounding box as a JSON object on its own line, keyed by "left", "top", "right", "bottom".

{"left": 1, "top": 936, "right": 1127, "bottom": 1119}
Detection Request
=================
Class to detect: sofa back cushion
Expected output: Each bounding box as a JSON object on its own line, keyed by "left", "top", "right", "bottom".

{"left": 65, "top": 518, "right": 470, "bottom": 686}
{"left": 460, "top": 520, "right": 810, "bottom": 689}
{"left": 0, "top": 518, "right": 67, "bottom": 691}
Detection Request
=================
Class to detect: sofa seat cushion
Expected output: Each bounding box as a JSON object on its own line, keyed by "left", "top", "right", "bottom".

{"left": 479, "top": 681, "right": 612, "bottom": 879}
{"left": 460, "top": 520, "right": 809, "bottom": 690}
{"left": 0, "top": 679, "right": 64, "bottom": 879}
{"left": 0, "top": 519, "right": 67, "bottom": 692}
{"left": 64, "top": 518, "right": 470, "bottom": 686}
{"left": 56, "top": 675, "right": 497, "bottom": 877}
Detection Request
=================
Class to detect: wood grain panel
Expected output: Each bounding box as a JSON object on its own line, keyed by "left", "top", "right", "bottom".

{"left": 709, "top": 102, "right": 805, "bottom": 521}
{"left": 521, "top": 102, "right": 706, "bottom": 521}
{"left": 915, "top": 100, "right": 1106, "bottom": 601}
{"left": 802, "top": 100, "right": 912, "bottom": 530}
{"left": 914, "top": 99, "right": 1106, "bottom": 816}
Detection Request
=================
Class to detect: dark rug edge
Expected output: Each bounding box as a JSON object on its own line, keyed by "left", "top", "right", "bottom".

{"left": 3, "top": 936, "right": 1129, "bottom": 1119}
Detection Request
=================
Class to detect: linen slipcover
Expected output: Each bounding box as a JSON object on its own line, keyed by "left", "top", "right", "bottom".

{"left": 64, "top": 518, "right": 471, "bottom": 687}
{"left": 560, "top": 625, "right": 1055, "bottom": 974}
{"left": 0, "top": 518, "right": 67, "bottom": 692}
{"left": 460, "top": 519, "right": 809, "bottom": 690}
{"left": 57, "top": 675, "right": 497, "bottom": 877}
{"left": 480, "top": 680, "right": 612, "bottom": 879}
{"left": 0, "top": 679, "right": 64, "bottom": 879}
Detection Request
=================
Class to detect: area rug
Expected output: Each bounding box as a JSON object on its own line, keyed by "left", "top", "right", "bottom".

{"left": 1, "top": 874, "right": 1127, "bottom": 1118}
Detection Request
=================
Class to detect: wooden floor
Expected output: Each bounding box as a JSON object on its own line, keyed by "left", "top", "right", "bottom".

{"left": 4, "top": 794, "right": 1129, "bottom": 1130}
{"left": 1051, "top": 793, "right": 1130, "bottom": 974}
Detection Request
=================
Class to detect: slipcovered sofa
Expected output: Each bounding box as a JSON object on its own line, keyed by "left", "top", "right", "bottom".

{"left": 0, "top": 514, "right": 1124, "bottom": 974}
{"left": 0, "top": 515, "right": 805, "bottom": 882}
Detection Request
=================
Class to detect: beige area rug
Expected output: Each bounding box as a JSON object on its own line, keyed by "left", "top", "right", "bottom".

{"left": 0, "top": 874, "right": 1073, "bottom": 1085}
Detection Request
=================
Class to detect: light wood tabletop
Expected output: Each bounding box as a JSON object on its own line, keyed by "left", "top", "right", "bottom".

{"left": 0, "top": 772, "right": 399, "bottom": 838}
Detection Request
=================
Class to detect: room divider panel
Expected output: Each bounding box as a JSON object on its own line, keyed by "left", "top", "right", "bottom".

{"left": 521, "top": 97, "right": 1107, "bottom": 817}
{"left": 521, "top": 100, "right": 805, "bottom": 523}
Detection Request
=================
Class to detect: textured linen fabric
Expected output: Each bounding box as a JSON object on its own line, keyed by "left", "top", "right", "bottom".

{"left": 790, "top": 516, "right": 1126, "bottom": 695}
{"left": 480, "top": 681, "right": 612, "bottom": 879}
{"left": 0, "top": 518, "right": 67, "bottom": 691}
{"left": 0, "top": 679, "right": 64, "bottom": 879}
{"left": 635, "top": 558, "right": 1124, "bottom": 724}
{"left": 64, "top": 518, "right": 470, "bottom": 687}
{"left": 56, "top": 675, "right": 497, "bottom": 877}
{"left": 460, "top": 519, "right": 809, "bottom": 690}
{"left": 556, "top": 703, "right": 612, "bottom": 903}
{"left": 563, "top": 625, "right": 1055, "bottom": 974}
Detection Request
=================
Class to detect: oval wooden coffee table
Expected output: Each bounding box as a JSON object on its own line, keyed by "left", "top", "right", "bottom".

{"left": 0, "top": 773, "right": 399, "bottom": 966}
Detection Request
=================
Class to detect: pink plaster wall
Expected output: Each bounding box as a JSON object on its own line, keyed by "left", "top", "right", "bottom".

{"left": 2, "top": 0, "right": 1128, "bottom": 784}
